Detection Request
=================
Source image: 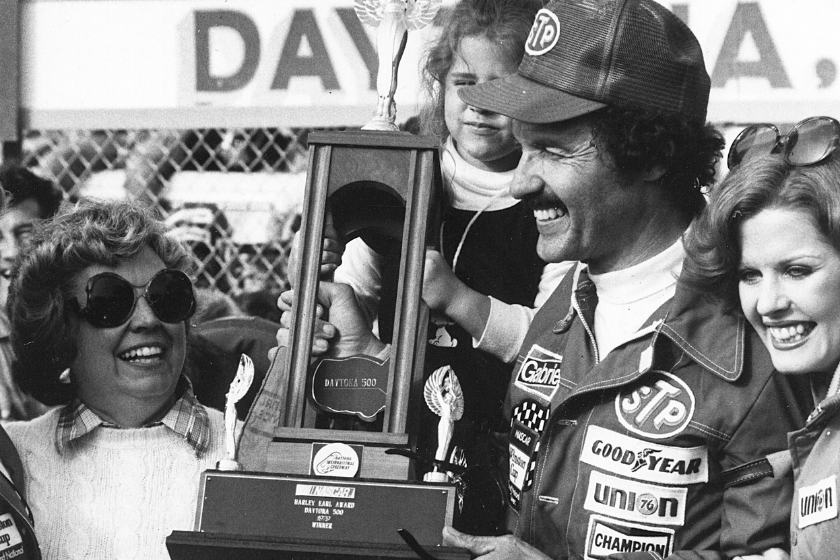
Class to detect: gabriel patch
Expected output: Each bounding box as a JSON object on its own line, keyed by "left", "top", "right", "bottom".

{"left": 514, "top": 345, "right": 564, "bottom": 402}
{"left": 615, "top": 371, "right": 695, "bottom": 440}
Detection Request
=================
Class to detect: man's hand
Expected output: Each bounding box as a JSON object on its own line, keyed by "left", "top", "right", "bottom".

{"left": 442, "top": 527, "right": 551, "bottom": 560}
{"left": 734, "top": 549, "right": 788, "bottom": 560}
{"left": 270, "top": 282, "right": 387, "bottom": 361}
{"left": 287, "top": 211, "right": 345, "bottom": 286}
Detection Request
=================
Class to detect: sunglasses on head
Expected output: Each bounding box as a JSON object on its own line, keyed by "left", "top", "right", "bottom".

{"left": 727, "top": 116, "right": 840, "bottom": 170}
{"left": 71, "top": 269, "right": 196, "bottom": 329}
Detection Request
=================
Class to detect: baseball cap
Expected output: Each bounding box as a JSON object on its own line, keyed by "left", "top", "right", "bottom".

{"left": 460, "top": 0, "right": 710, "bottom": 124}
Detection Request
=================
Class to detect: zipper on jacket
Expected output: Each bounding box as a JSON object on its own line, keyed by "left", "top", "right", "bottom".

{"left": 571, "top": 290, "right": 599, "bottom": 363}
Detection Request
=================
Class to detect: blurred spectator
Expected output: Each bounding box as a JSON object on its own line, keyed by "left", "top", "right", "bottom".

{"left": 187, "top": 316, "right": 279, "bottom": 420}
{"left": 233, "top": 289, "right": 283, "bottom": 324}
{"left": 32, "top": 129, "right": 128, "bottom": 202}
{"left": 0, "top": 163, "right": 64, "bottom": 420}
{"left": 164, "top": 202, "right": 235, "bottom": 293}
{"left": 193, "top": 288, "right": 244, "bottom": 324}
{"left": 124, "top": 128, "right": 299, "bottom": 201}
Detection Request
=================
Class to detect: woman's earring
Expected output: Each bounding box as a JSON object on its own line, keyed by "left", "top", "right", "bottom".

{"left": 59, "top": 368, "right": 71, "bottom": 384}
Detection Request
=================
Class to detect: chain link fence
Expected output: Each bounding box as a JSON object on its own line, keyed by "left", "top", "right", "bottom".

{"left": 19, "top": 126, "right": 324, "bottom": 323}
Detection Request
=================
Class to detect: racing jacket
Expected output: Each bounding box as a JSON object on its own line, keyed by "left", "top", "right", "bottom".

{"left": 0, "top": 425, "right": 40, "bottom": 559}
{"left": 505, "top": 268, "right": 810, "bottom": 560}
{"left": 788, "top": 384, "right": 840, "bottom": 559}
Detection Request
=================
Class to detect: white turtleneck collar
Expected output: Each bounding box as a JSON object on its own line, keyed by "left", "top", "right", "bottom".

{"left": 441, "top": 136, "right": 519, "bottom": 212}
{"left": 581, "top": 235, "right": 685, "bottom": 357}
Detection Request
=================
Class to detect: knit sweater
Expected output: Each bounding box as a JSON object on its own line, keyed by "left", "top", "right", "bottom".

{"left": 5, "top": 406, "right": 226, "bottom": 560}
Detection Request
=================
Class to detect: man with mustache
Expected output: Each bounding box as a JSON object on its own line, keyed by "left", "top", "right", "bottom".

{"left": 438, "top": 0, "right": 807, "bottom": 558}
{"left": 272, "top": 0, "right": 808, "bottom": 557}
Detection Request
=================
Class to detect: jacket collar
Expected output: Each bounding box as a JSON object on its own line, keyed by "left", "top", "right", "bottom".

{"left": 657, "top": 278, "right": 747, "bottom": 382}
{"left": 568, "top": 263, "right": 750, "bottom": 382}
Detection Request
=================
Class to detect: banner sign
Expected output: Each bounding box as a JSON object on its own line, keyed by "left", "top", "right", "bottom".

{"left": 20, "top": 0, "right": 840, "bottom": 127}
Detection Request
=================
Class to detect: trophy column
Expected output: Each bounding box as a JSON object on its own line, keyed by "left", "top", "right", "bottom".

{"left": 270, "top": 129, "right": 442, "bottom": 479}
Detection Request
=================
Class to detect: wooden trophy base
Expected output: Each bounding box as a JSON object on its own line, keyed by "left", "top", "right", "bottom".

{"left": 167, "top": 532, "right": 471, "bottom": 560}
{"left": 166, "top": 470, "right": 469, "bottom": 560}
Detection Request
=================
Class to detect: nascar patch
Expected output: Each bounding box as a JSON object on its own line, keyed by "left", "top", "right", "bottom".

{"left": 799, "top": 475, "right": 837, "bottom": 529}
{"left": 580, "top": 426, "right": 708, "bottom": 485}
{"left": 616, "top": 370, "right": 695, "bottom": 439}
{"left": 508, "top": 399, "right": 549, "bottom": 510}
{"left": 584, "top": 471, "right": 687, "bottom": 526}
{"left": 514, "top": 345, "right": 564, "bottom": 402}
{"left": 585, "top": 514, "right": 674, "bottom": 560}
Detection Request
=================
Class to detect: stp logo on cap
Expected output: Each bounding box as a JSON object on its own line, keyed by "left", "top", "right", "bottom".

{"left": 525, "top": 9, "right": 560, "bottom": 56}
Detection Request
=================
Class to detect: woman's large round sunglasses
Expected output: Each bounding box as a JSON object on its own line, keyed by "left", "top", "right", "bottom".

{"left": 727, "top": 116, "right": 840, "bottom": 170}
{"left": 71, "top": 269, "right": 196, "bottom": 328}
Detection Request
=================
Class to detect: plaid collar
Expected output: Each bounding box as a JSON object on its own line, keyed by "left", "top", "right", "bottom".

{"left": 56, "top": 375, "right": 210, "bottom": 456}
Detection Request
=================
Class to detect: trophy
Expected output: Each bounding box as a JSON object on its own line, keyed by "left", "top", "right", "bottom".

{"left": 167, "top": 2, "right": 469, "bottom": 557}
{"left": 216, "top": 354, "right": 254, "bottom": 472}
{"left": 423, "top": 366, "right": 464, "bottom": 483}
{"left": 355, "top": 0, "right": 442, "bottom": 130}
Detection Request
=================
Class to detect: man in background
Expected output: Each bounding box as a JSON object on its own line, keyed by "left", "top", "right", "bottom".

{"left": 0, "top": 163, "right": 64, "bottom": 419}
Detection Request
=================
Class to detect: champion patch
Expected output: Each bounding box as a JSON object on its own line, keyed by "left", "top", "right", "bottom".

{"left": 583, "top": 471, "right": 687, "bottom": 526}
{"left": 616, "top": 371, "right": 695, "bottom": 439}
{"left": 799, "top": 475, "right": 837, "bottom": 529}
{"left": 514, "top": 345, "right": 564, "bottom": 402}
{"left": 581, "top": 426, "right": 708, "bottom": 485}
{"left": 585, "top": 515, "right": 674, "bottom": 560}
{"left": 525, "top": 9, "right": 560, "bottom": 56}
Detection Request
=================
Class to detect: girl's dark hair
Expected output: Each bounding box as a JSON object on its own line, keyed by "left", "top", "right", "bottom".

{"left": 682, "top": 149, "right": 840, "bottom": 313}
{"left": 9, "top": 198, "right": 194, "bottom": 405}
{"left": 419, "top": 0, "right": 543, "bottom": 143}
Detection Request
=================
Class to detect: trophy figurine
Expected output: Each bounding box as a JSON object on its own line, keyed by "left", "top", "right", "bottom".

{"left": 423, "top": 366, "right": 464, "bottom": 482}
{"left": 355, "top": 0, "right": 442, "bottom": 131}
{"left": 217, "top": 354, "right": 255, "bottom": 471}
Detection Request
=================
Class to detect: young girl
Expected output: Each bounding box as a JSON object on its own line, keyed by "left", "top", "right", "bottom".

{"left": 331, "top": 0, "right": 571, "bottom": 493}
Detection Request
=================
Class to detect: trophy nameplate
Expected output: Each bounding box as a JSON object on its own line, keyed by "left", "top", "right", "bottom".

{"left": 192, "top": 471, "right": 456, "bottom": 545}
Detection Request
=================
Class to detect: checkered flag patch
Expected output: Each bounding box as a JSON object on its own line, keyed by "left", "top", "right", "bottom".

{"left": 513, "top": 399, "right": 549, "bottom": 434}
{"left": 526, "top": 440, "right": 541, "bottom": 490}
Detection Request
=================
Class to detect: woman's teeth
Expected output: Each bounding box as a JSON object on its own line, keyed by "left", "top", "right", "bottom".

{"left": 119, "top": 346, "right": 163, "bottom": 361}
{"left": 768, "top": 324, "right": 810, "bottom": 343}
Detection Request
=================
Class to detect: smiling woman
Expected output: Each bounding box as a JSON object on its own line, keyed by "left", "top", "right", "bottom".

{"left": 682, "top": 116, "right": 840, "bottom": 560}
{"left": 1, "top": 199, "right": 228, "bottom": 560}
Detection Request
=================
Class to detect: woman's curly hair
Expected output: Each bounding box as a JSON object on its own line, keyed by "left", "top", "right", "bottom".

{"left": 8, "top": 198, "right": 194, "bottom": 405}
{"left": 589, "top": 106, "right": 725, "bottom": 222}
{"left": 682, "top": 150, "right": 840, "bottom": 314}
{"left": 419, "top": 0, "right": 543, "bottom": 143}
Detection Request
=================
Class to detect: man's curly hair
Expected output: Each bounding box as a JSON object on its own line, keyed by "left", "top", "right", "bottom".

{"left": 590, "top": 106, "right": 725, "bottom": 221}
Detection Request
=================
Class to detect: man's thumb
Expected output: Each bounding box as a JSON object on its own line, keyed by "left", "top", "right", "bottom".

{"left": 443, "top": 526, "right": 478, "bottom": 550}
